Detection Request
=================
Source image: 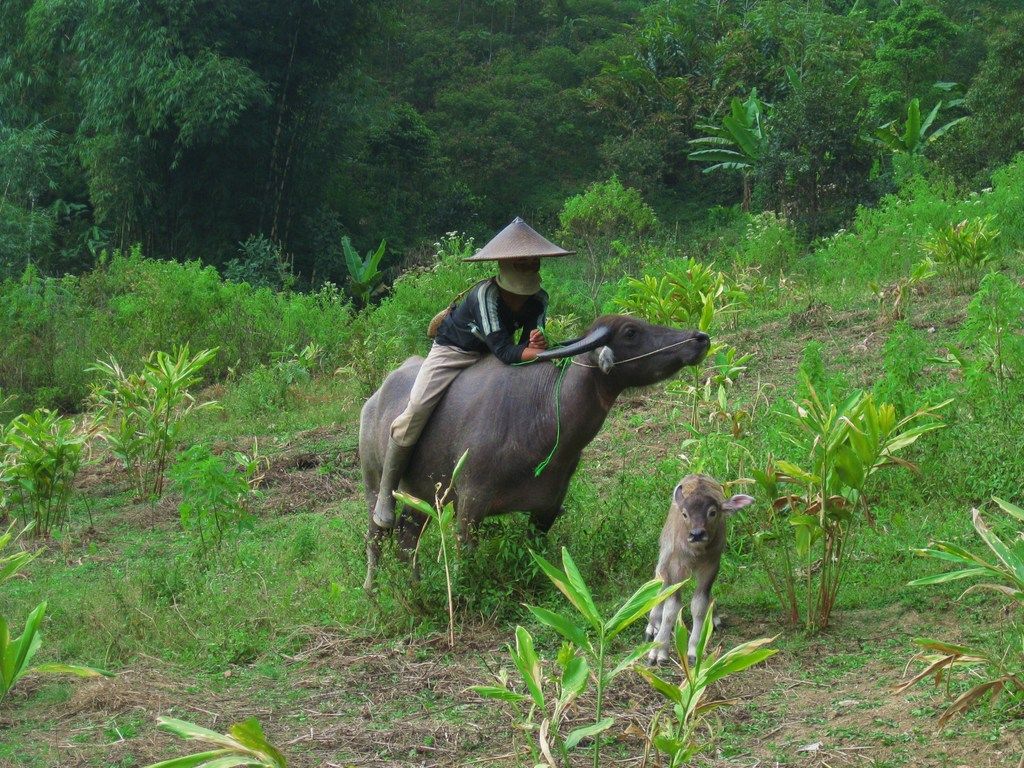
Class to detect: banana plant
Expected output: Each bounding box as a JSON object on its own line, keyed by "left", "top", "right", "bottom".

{"left": 1, "top": 601, "right": 111, "bottom": 704}
{"left": 688, "top": 89, "right": 769, "bottom": 210}
{"left": 144, "top": 716, "right": 287, "bottom": 767}
{"left": 341, "top": 236, "right": 386, "bottom": 308}
{"left": 872, "top": 98, "right": 966, "bottom": 155}
{"left": 638, "top": 603, "right": 777, "bottom": 766}
{"left": 473, "top": 548, "right": 681, "bottom": 768}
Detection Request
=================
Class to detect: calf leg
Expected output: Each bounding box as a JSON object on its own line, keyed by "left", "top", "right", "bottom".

{"left": 687, "top": 563, "right": 720, "bottom": 664}
{"left": 648, "top": 592, "right": 682, "bottom": 665}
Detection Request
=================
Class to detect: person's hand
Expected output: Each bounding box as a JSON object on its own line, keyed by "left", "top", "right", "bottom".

{"left": 528, "top": 328, "right": 548, "bottom": 350}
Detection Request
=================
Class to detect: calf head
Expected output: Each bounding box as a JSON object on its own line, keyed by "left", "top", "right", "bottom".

{"left": 674, "top": 474, "right": 754, "bottom": 548}
{"left": 536, "top": 315, "right": 710, "bottom": 389}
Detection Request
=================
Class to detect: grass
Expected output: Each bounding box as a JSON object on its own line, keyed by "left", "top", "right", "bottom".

{"left": 3, "top": 184, "right": 1024, "bottom": 765}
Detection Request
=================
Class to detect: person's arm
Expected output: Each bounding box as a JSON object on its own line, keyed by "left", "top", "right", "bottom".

{"left": 472, "top": 282, "right": 531, "bottom": 364}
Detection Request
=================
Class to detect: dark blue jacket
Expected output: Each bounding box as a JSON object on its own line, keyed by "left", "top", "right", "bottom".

{"left": 435, "top": 279, "right": 548, "bottom": 364}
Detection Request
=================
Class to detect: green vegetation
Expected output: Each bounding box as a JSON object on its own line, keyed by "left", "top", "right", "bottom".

{"left": 473, "top": 547, "right": 681, "bottom": 767}
{"left": 638, "top": 604, "right": 778, "bottom": 766}
{"left": 899, "top": 497, "right": 1024, "bottom": 726}
{"left": 89, "top": 347, "right": 219, "bottom": 501}
{"left": 0, "top": 409, "right": 85, "bottom": 537}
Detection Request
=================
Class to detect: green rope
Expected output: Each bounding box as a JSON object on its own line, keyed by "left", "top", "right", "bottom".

{"left": 513, "top": 326, "right": 571, "bottom": 476}
{"left": 533, "top": 357, "right": 572, "bottom": 476}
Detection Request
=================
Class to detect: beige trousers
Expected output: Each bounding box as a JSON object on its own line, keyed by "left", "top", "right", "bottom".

{"left": 389, "top": 342, "right": 483, "bottom": 446}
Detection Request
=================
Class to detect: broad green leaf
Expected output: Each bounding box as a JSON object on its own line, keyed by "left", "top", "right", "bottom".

{"left": 510, "top": 627, "right": 545, "bottom": 709}
{"left": 32, "top": 663, "right": 111, "bottom": 678}
{"left": 636, "top": 665, "right": 683, "bottom": 705}
{"left": 450, "top": 450, "right": 470, "bottom": 484}
{"left": 604, "top": 579, "right": 681, "bottom": 641}
{"left": 392, "top": 491, "right": 434, "bottom": 518}
{"left": 142, "top": 750, "right": 235, "bottom": 768}
{"left": 560, "top": 549, "right": 601, "bottom": 629}
{"left": 972, "top": 508, "right": 1024, "bottom": 584}
{"left": 563, "top": 717, "right": 614, "bottom": 750}
{"left": 158, "top": 718, "right": 239, "bottom": 747}
{"left": 701, "top": 638, "right": 778, "bottom": 687}
{"left": 532, "top": 550, "right": 601, "bottom": 630}
{"left": 469, "top": 685, "right": 527, "bottom": 703}
{"left": 228, "top": 718, "right": 287, "bottom": 764}
{"left": 559, "top": 655, "right": 589, "bottom": 701}
{"left": 908, "top": 567, "right": 990, "bottom": 587}
{"left": 608, "top": 642, "right": 658, "bottom": 681}
{"left": 526, "top": 606, "right": 588, "bottom": 648}
{"left": 993, "top": 497, "right": 1024, "bottom": 523}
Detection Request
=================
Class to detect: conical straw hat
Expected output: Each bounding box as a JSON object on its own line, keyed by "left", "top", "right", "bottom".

{"left": 464, "top": 217, "right": 574, "bottom": 261}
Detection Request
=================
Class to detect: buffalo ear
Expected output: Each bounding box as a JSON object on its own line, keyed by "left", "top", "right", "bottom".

{"left": 594, "top": 346, "right": 615, "bottom": 373}
{"left": 672, "top": 483, "right": 684, "bottom": 508}
{"left": 722, "top": 494, "right": 755, "bottom": 515}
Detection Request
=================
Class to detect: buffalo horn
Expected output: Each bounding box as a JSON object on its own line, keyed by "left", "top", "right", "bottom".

{"left": 535, "top": 326, "right": 612, "bottom": 362}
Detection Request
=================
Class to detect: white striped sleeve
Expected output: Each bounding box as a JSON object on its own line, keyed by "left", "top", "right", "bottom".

{"left": 480, "top": 281, "right": 501, "bottom": 336}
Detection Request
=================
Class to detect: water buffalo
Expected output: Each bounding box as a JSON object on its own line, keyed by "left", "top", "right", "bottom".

{"left": 360, "top": 314, "right": 710, "bottom": 590}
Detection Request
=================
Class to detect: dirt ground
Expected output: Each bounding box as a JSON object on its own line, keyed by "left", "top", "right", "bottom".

{"left": 6, "top": 605, "right": 1019, "bottom": 768}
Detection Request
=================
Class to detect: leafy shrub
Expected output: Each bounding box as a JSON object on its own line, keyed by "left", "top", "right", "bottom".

{"left": 144, "top": 717, "right": 287, "bottom": 768}
{"left": 0, "top": 248, "right": 353, "bottom": 408}
{"left": 959, "top": 271, "right": 1024, "bottom": 401}
{"left": 751, "top": 379, "right": 949, "bottom": 630}
{"left": 223, "top": 235, "right": 295, "bottom": 291}
{"left": 736, "top": 211, "right": 800, "bottom": 273}
{"left": 558, "top": 176, "right": 658, "bottom": 310}
{"left": 89, "top": 347, "right": 218, "bottom": 501}
{"left": 922, "top": 215, "right": 1001, "bottom": 290}
{"left": 897, "top": 498, "right": 1024, "bottom": 725}
{"left": 473, "top": 547, "right": 678, "bottom": 768}
{"left": 638, "top": 604, "right": 777, "bottom": 766}
{"left": 611, "top": 258, "right": 746, "bottom": 330}
{"left": 874, "top": 322, "right": 932, "bottom": 415}
{"left": 0, "top": 409, "right": 86, "bottom": 537}
{"left": 169, "top": 443, "right": 264, "bottom": 552}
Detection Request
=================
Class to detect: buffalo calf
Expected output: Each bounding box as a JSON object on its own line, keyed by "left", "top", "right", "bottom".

{"left": 644, "top": 474, "right": 753, "bottom": 664}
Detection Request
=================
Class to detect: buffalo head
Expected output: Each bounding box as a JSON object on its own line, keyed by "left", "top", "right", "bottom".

{"left": 536, "top": 315, "right": 710, "bottom": 389}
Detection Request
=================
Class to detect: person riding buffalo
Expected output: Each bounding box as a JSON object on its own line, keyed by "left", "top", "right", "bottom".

{"left": 372, "top": 217, "right": 573, "bottom": 529}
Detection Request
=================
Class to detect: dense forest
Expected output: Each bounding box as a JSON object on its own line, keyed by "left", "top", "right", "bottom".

{"left": 2, "top": 0, "right": 1023, "bottom": 285}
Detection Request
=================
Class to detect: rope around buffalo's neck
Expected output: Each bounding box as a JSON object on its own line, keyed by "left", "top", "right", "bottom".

{"left": 569, "top": 336, "right": 704, "bottom": 368}
{"left": 515, "top": 335, "right": 704, "bottom": 475}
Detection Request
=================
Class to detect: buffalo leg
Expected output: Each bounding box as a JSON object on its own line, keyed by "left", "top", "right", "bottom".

{"left": 528, "top": 506, "right": 564, "bottom": 534}
{"left": 396, "top": 513, "right": 427, "bottom": 583}
{"left": 364, "top": 488, "right": 386, "bottom": 592}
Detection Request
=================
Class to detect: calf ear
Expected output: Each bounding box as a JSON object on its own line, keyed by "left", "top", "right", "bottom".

{"left": 722, "top": 494, "right": 755, "bottom": 514}
{"left": 594, "top": 345, "right": 615, "bottom": 374}
{"left": 673, "top": 483, "right": 684, "bottom": 508}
